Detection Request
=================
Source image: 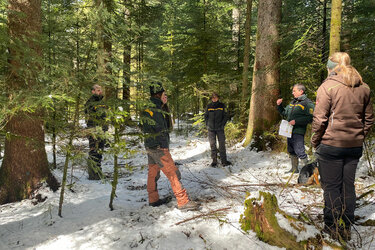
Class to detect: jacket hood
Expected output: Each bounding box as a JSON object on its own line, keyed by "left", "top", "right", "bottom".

{"left": 326, "top": 72, "right": 361, "bottom": 88}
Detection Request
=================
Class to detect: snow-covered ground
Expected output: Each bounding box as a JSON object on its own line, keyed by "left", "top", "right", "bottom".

{"left": 1, "top": 123, "right": 375, "bottom": 250}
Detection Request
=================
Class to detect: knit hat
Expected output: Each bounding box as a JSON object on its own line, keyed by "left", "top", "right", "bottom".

{"left": 150, "top": 82, "right": 164, "bottom": 95}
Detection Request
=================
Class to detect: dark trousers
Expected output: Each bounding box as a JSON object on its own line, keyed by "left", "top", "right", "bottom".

{"left": 88, "top": 135, "right": 105, "bottom": 179}
{"left": 316, "top": 144, "right": 362, "bottom": 229}
{"left": 208, "top": 130, "right": 227, "bottom": 163}
{"left": 287, "top": 133, "right": 307, "bottom": 159}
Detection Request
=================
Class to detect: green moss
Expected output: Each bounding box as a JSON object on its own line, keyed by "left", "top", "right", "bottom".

{"left": 239, "top": 192, "right": 305, "bottom": 250}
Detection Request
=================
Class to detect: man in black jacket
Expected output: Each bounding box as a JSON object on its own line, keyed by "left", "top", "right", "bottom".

{"left": 84, "top": 84, "right": 108, "bottom": 180}
{"left": 141, "top": 82, "right": 198, "bottom": 210}
{"left": 204, "top": 93, "right": 231, "bottom": 167}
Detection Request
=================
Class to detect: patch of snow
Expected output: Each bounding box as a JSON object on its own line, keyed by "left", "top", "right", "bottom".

{"left": 1, "top": 125, "right": 375, "bottom": 249}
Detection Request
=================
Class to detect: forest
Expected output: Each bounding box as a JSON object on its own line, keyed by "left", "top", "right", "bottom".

{"left": 1, "top": 0, "right": 375, "bottom": 249}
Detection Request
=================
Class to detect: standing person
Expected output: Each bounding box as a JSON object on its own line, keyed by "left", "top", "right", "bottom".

{"left": 204, "top": 93, "right": 231, "bottom": 167}
{"left": 276, "top": 84, "right": 314, "bottom": 173}
{"left": 311, "top": 52, "right": 374, "bottom": 240}
{"left": 141, "top": 82, "right": 198, "bottom": 210}
{"left": 84, "top": 84, "right": 108, "bottom": 180}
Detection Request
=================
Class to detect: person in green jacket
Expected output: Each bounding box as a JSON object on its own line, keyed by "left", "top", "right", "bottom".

{"left": 276, "top": 84, "right": 315, "bottom": 173}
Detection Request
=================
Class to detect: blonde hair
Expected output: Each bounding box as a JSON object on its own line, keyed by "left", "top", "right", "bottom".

{"left": 329, "top": 52, "right": 363, "bottom": 87}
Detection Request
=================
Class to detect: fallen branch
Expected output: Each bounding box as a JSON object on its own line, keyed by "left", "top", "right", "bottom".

{"left": 357, "top": 190, "right": 374, "bottom": 200}
{"left": 223, "top": 183, "right": 298, "bottom": 188}
{"left": 175, "top": 207, "right": 231, "bottom": 226}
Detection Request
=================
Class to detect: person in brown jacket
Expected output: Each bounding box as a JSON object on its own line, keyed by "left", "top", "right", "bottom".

{"left": 311, "top": 52, "right": 374, "bottom": 241}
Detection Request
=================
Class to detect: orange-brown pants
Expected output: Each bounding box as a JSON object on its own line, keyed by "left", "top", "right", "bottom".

{"left": 147, "top": 148, "right": 189, "bottom": 207}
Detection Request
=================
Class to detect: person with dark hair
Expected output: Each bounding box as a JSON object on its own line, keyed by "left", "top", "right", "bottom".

{"left": 141, "top": 82, "right": 198, "bottom": 210}
{"left": 84, "top": 84, "right": 108, "bottom": 180}
{"left": 312, "top": 52, "right": 374, "bottom": 241}
{"left": 204, "top": 92, "right": 231, "bottom": 167}
{"left": 276, "top": 84, "right": 315, "bottom": 173}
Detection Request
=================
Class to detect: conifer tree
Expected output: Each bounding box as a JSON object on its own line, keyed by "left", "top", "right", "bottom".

{"left": 244, "top": 0, "right": 282, "bottom": 148}
{"left": 0, "top": 0, "right": 58, "bottom": 204}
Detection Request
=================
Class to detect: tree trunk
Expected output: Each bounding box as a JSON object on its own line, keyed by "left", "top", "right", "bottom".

{"left": 232, "top": 0, "right": 241, "bottom": 71}
{"left": 243, "top": 0, "right": 281, "bottom": 148}
{"left": 123, "top": 45, "right": 131, "bottom": 101}
{"left": 240, "top": 0, "right": 253, "bottom": 124}
{"left": 341, "top": 0, "right": 354, "bottom": 53}
{"left": 109, "top": 126, "right": 119, "bottom": 211}
{"left": 329, "top": 0, "right": 342, "bottom": 55}
{"left": 96, "top": 0, "right": 115, "bottom": 98}
{"left": 0, "top": 0, "right": 58, "bottom": 204}
{"left": 123, "top": 0, "right": 131, "bottom": 106}
{"left": 58, "top": 92, "right": 82, "bottom": 217}
{"left": 240, "top": 191, "right": 335, "bottom": 249}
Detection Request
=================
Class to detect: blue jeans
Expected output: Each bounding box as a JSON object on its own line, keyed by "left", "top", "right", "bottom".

{"left": 287, "top": 133, "right": 307, "bottom": 159}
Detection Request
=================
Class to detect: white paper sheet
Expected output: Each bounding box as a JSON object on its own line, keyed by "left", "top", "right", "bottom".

{"left": 278, "top": 119, "right": 293, "bottom": 138}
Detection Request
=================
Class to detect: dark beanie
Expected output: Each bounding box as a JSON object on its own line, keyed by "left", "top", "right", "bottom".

{"left": 150, "top": 82, "right": 164, "bottom": 95}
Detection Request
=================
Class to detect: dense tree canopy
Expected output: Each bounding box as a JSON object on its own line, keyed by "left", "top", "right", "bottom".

{"left": 0, "top": 0, "right": 375, "bottom": 203}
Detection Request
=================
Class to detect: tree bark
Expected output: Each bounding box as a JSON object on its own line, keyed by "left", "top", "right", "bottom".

{"left": 240, "top": 0, "right": 253, "bottom": 124}
{"left": 123, "top": 0, "right": 131, "bottom": 105}
{"left": 240, "top": 192, "right": 334, "bottom": 249}
{"left": 329, "top": 0, "right": 342, "bottom": 55}
{"left": 96, "top": 0, "right": 115, "bottom": 98}
{"left": 232, "top": 0, "right": 241, "bottom": 71}
{"left": 243, "top": 0, "right": 281, "bottom": 148}
{"left": 0, "top": 0, "right": 58, "bottom": 205}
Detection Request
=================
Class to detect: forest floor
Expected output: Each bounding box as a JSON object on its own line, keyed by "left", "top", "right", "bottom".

{"left": 1, "top": 122, "right": 375, "bottom": 250}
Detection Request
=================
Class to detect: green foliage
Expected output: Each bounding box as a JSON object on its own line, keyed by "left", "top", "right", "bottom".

{"left": 224, "top": 121, "right": 244, "bottom": 146}
{"left": 191, "top": 112, "right": 206, "bottom": 137}
{"left": 0, "top": 0, "right": 374, "bottom": 190}
{"left": 250, "top": 124, "right": 283, "bottom": 152}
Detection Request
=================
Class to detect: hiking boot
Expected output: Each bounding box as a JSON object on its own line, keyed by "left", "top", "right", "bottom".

{"left": 149, "top": 196, "right": 172, "bottom": 207}
{"left": 210, "top": 161, "right": 218, "bottom": 167}
{"left": 285, "top": 155, "right": 299, "bottom": 174}
{"left": 222, "top": 160, "right": 232, "bottom": 166}
{"left": 178, "top": 201, "right": 200, "bottom": 211}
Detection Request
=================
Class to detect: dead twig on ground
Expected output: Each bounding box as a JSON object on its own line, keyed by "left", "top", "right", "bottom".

{"left": 175, "top": 207, "right": 231, "bottom": 226}
{"left": 224, "top": 183, "right": 297, "bottom": 188}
